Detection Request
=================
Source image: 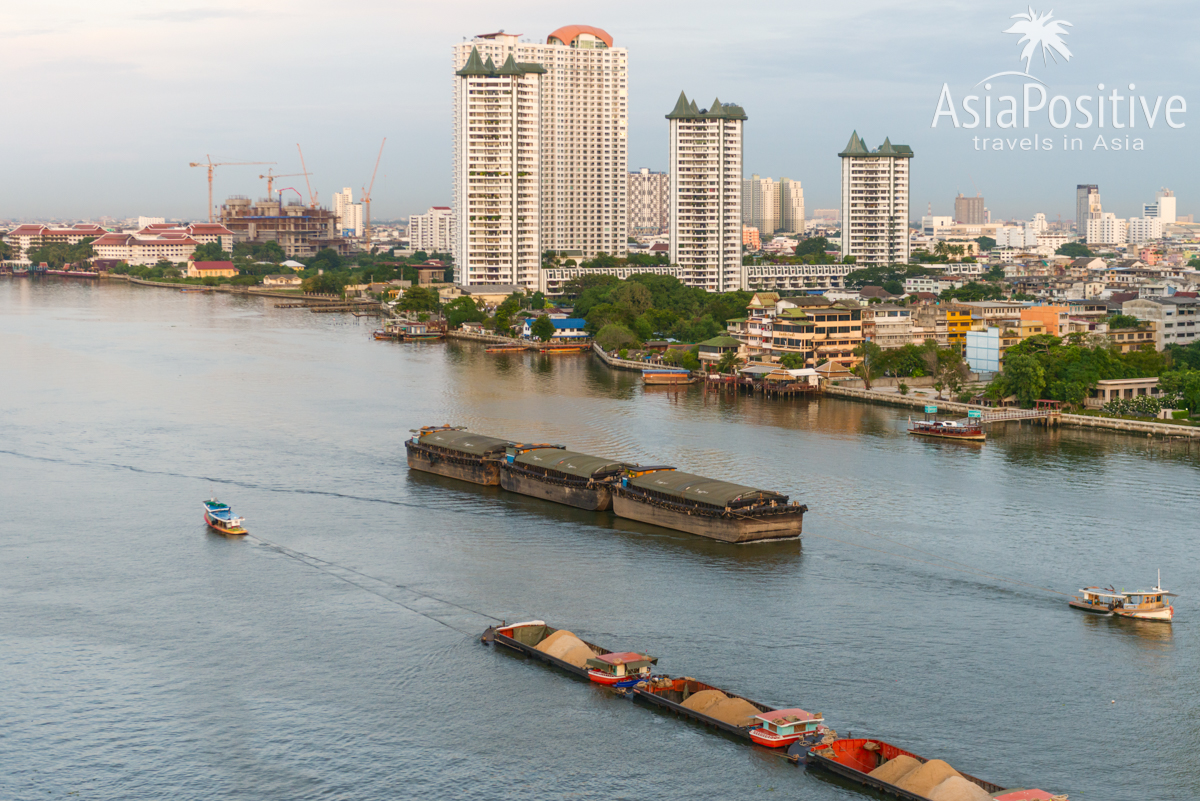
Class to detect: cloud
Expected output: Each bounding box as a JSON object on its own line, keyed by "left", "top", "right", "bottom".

{"left": 133, "top": 6, "right": 258, "bottom": 23}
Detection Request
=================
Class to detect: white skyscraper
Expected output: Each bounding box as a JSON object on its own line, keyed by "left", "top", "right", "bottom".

{"left": 409, "top": 206, "right": 455, "bottom": 254}
{"left": 628, "top": 168, "right": 668, "bottom": 235}
{"left": 1143, "top": 187, "right": 1177, "bottom": 225}
{"left": 333, "top": 188, "right": 363, "bottom": 237}
{"left": 1087, "top": 212, "right": 1126, "bottom": 246}
{"left": 451, "top": 46, "right": 545, "bottom": 287}
{"left": 668, "top": 92, "right": 745, "bottom": 292}
{"left": 839, "top": 131, "right": 912, "bottom": 267}
{"left": 452, "top": 26, "right": 628, "bottom": 279}
{"left": 780, "top": 178, "right": 805, "bottom": 234}
{"left": 1126, "top": 216, "right": 1162, "bottom": 244}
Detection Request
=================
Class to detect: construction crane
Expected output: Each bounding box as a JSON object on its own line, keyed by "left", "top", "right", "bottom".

{"left": 361, "top": 137, "right": 387, "bottom": 250}
{"left": 189, "top": 155, "right": 275, "bottom": 222}
{"left": 296, "top": 144, "right": 318, "bottom": 208}
{"left": 259, "top": 169, "right": 311, "bottom": 199}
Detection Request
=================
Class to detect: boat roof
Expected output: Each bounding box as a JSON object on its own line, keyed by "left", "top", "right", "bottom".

{"left": 627, "top": 469, "right": 787, "bottom": 507}
{"left": 993, "top": 791, "right": 1058, "bottom": 801}
{"left": 514, "top": 448, "right": 633, "bottom": 478}
{"left": 418, "top": 428, "right": 512, "bottom": 456}
{"left": 755, "top": 708, "right": 820, "bottom": 724}
{"left": 1078, "top": 589, "right": 1125, "bottom": 599}
{"left": 593, "top": 651, "right": 655, "bottom": 665}
{"left": 1123, "top": 589, "right": 1178, "bottom": 597}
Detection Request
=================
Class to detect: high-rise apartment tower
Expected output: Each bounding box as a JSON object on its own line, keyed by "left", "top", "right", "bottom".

{"left": 333, "top": 188, "right": 363, "bottom": 237}
{"left": 453, "top": 27, "right": 628, "bottom": 285}
{"left": 839, "top": 131, "right": 911, "bottom": 267}
{"left": 780, "top": 178, "right": 804, "bottom": 234}
{"left": 1075, "top": 185, "right": 1100, "bottom": 234}
{"left": 742, "top": 175, "right": 780, "bottom": 235}
{"left": 628, "top": 168, "right": 668, "bottom": 235}
{"left": 668, "top": 92, "right": 746, "bottom": 292}
{"left": 954, "top": 192, "right": 985, "bottom": 225}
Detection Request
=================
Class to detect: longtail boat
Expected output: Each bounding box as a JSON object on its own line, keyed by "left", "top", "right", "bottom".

{"left": 499, "top": 444, "right": 633, "bottom": 511}
{"left": 611, "top": 467, "right": 806, "bottom": 543}
{"left": 405, "top": 425, "right": 513, "bottom": 486}
{"left": 643, "top": 368, "right": 695, "bottom": 385}
{"left": 907, "top": 417, "right": 985, "bottom": 442}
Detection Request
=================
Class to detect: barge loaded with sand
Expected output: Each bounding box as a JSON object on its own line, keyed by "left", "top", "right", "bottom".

{"left": 405, "top": 426, "right": 512, "bottom": 486}
{"left": 612, "top": 467, "right": 807, "bottom": 543}
{"left": 499, "top": 445, "right": 633, "bottom": 511}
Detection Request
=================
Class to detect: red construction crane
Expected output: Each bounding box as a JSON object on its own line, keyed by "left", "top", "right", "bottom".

{"left": 189, "top": 155, "right": 275, "bottom": 222}
{"left": 259, "top": 169, "right": 311, "bottom": 198}
{"left": 296, "top": 144, "right": 318, "bottom": 208}
{"left": 361, "top": 137, "right": 386, "bottom": 250}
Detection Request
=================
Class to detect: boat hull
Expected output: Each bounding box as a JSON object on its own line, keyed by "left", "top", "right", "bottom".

{"left": 631, "top": 678, "right": 772, "bottom": 742}
{"left": 612, "top": 494, "right": 803, "bottom": 543}
{"left": 805, "top": 738, "right": 1005, "bottom": 800}
{"left": 1068, "top": 599, "right": 1115, "bottom": 614}
{"left": 1114, "top": 606, "right": 1173, "bottom": 622}
{"left": 499, "top": 469, "right": 613, "bottom": 511}
{"left": 643, "top": 374, "right": 694, "bottom": 385}
{"left": 405, "top": 442, "right": 500, "bottom": 486}
{"left": 587, "top": 669, "right": 642, "bottom": 688}
{"left": 483, "top": 623, "right": 613, "bottom": 680}
{"left": 204, "top": 513, "right": 247, "bottom": 535}
{"left": 907, "top": 429, "right": 986, "bottom": 442}
{"left": 749, "top": 728, "right": 804, "bottom": 748}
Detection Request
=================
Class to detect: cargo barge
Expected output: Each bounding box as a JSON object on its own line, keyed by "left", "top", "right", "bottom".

{"left": 499, "top": 445, "right": 633, "bottom": 511}
{"left": 612, "top": 467, "right": 807, "bottom": 543}
{"left": 482, "top": 620, "right": 629, "bottom": 679}
{"left": 805, "top": 738, "right": 1062, "bottom": 801}
{"left": 405, "top": 425, "right": 512, "bottom": 486}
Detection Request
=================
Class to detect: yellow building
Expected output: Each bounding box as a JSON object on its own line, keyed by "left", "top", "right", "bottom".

{"left": 185, "top": 260, "right": 238, "bottom": 279}
{"left": 945, "top": 305, "right": 974, "bottom": 345}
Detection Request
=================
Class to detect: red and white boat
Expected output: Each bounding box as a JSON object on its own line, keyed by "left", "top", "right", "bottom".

{"left": 748, "top": 708, "right": 827, "bottom": 748}
{"left": 585, "top": 651, "right": 657, "bottom": 688}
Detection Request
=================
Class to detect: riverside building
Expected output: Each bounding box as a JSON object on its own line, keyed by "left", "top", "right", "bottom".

{"left": 667, "top": 92, "right": 746, "bottom": 292}
{"left": 409, "top": 206, "right": 455, "bottom": 254}
{"left": 452, "top": 26, "right": 628, "bottom": 288}
{"left": 839, "top": 132, "right": 912, "bottom": 267}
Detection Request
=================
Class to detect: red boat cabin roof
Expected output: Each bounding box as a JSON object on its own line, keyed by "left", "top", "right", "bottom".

{"left": 755, "top": 708, "right": 820, "bottom": 724}
{"left": 594, "top": 651, "right": 653, "bottom": 665}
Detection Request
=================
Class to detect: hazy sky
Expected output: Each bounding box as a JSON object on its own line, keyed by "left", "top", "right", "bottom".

{"left": 4, "top": 0, "right": 1197, "bottom": 223}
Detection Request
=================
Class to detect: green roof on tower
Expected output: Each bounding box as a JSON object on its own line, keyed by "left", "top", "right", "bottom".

{"left": 665, "top": 91, "right": 747, "bottom": 120}
{"left": 666, "top": 91, "right": 696, "bottom": 119}
{"left": 839, "top": 131, "right": 912, "bottom": 158}
{"left": 456, "top": 47, "right": 547, "bottom": 77}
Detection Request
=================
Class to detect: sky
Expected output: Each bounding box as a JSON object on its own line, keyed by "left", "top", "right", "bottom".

{"left": 3, "top": 0, "right": 1198, "bottom": 224}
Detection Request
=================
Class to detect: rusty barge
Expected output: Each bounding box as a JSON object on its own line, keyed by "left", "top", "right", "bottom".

{"left": 500, "top": 445, "right": 633, "bottom": 511}
{"left": 405, "top": 426, "right": 512, "bottom": 486}
{"left": 612, "top": 468, "right": 807, "bottom": 543}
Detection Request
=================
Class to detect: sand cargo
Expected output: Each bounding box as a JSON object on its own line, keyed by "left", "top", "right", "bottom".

{"left": 499, "top": 446, "right": 633, "bottom": 511}
{"left": 405, "top": 426, "right": 512, "bottom": 486}
{"left": 612, "top": 468, "right": 807, "bottom": 543}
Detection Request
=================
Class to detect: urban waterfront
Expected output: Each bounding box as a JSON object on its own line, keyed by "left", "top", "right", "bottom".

{"left": 3, "top": 280, "right": 1198, "bottom": 800}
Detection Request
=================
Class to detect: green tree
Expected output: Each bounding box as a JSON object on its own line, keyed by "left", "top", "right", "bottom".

{"left": 661, "top": 348, "right": 701, "bottom": 371}
{"left": 192, "top": 242, "right": 230, "bottom": 262}
{"left": 531, "top": 314, "right": 556, "bottom": 342}
{"left": 780, "top": 352, "right": 807, "bottom": 369}
{"left": 1158, "top": 370, "right": 1200, "bottom": 413}
{"left": 0, "top": 239, "right": 13, "bottom": 261}
{"left": 397, "top": 285, "right": 441, "bottom": 312}
{"left": 595, "top": 323, "right": 637, "bottom": 351}
{"left": 443, "top": 296, "right": 486, "bottom": 329}
{"left": 852, "top": 341, "right": 884, "bottom": 390}
{"left": 302, "top": 272, "right": 346, "bottom": 295}
{"left": 975, "top": 236, "right": 996, "bottom": 252}
{"left": 1105, "top": 313, "right": 1144, "bottom": 330}
{"left": 998, "top": 353, "right": 1047, "bottom": 406}
{"left": 716, "top": 349, "right": 744, "bottom": 374}
{"left": 1056, "top": 242, "right": 1094, "bottom": 258}
{"left": 794, "top": 236, "right": 830, "bottom": 257}
{"left": 529, "top": 291, "right": 547, "bottom": 310}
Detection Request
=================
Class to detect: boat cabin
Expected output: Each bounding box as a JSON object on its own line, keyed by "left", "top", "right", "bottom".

{"left": 1071, "top": 588, "right": 1125, "bottom": 611}
{"left": 585, "top": 651, "right": 656, "bottom": 680}
{"left": 752, "top": 708, "right": 824, "bottom": 738}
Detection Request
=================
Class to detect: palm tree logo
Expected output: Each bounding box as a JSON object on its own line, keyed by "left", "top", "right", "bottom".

{"left": 978, "top": 7, "right": 1073, "bottom": 85}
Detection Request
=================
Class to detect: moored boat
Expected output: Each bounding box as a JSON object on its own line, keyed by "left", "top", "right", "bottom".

{"left": 586, "top": 651, "right": 657, "bottom": 688}
{"left": 203, "top": 498, "right": 247, "bottom": 535}
{"left": 907, "top": 417, "right": 986, "bottom": 441}
{"left": 805, "top": 738, "right": 1064, "bottom": 800}
{"left": 13, "top": 265, "right": 29, "bottom": 276}
{"left": 749, "top": 708, "right": 828, "bottom": 748}
{"left": 499, "top": 445, "right": 633, "bottom": 511}
{"left": 643, "top": 368, "right": 695, "bottom": 385}
{"left": 405, "top": 425, "right": 513, "bottom": 486}
{"left": 482, "top": 620, "right": 622, "bottom": 678}
{"left": 612, "top": 467, "right": 806, "bottom": 543}
{"left": 373, "top": 329, "right": 398, "bottom": 340}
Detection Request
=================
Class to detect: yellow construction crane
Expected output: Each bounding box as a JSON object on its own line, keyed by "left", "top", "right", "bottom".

{"left": 259, "top": 169, "right": 311, "bottom": 199}
{"left": 361, "top": 137, "right": 386, "bottom": 250}
{"left": 189, "top": 155, "right": 275, "bottom": 222}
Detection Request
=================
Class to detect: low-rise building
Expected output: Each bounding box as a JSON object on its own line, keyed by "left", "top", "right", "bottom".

{"left": 262, "top": 274, "right": 302, "bottom": 288}
{"left": 945, "top": 305, "right": 974, "bottom": 344}
{"left": 743, "top": 225, "right": 761, "bottom": 251}
{"left": 1122, "top": 296, "right": 1199, "bottom": 349}
{"left": 520, "top": 317, "right": 587, "bottom": 340}
{"left": 697, "top": 335, "right": 746, "bottom": 367}
{"left": 1020, "top": 305, "right": 1069, "bottom": 338}
{"left": 862, "top": 304, "right": 913, "bottom": 349}
{"left": 186, "top": 260, "right": 238, "bottom": 279}
{"left": 1086, "top": 377, "right": 1162, "bottom": 408}
{"left": 1104, "top": 321, "right": 1158, "bottom": 352}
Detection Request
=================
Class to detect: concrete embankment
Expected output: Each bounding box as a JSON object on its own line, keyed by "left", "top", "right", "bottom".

{"left": 446, "top": 330, "right": 527, "bottom": 347}
{"left": 590, "top": 342, "right": 650, "bottom": 372}
{"left": 824, "top": 385, "right": 1200, "bottom": 440}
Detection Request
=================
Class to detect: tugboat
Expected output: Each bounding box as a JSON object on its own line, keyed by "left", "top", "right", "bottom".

{"left": 748, "top": 708, "right": 828, "bottom": 748}
{"left": 1068, "top": 586, "right": 1125, "bottom": 614}
{"left": 203, "top": 498, "right": 247, "bottom": 535}
{"left": 585, "top": 652, "right": 657, "bottom": 688}
{"left": 1113, "top": 572, "right": 1176, "bottom": 623}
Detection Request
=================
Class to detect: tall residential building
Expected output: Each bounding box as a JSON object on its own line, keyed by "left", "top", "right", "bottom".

{"left": 409, "top": 206, "right": 455, "bottom": 254}
{"left": 333, "top": 188, "right": 363, "bottom": 237}
{"left": 780, "top": 178, "right": 804, "bottom": 234}
{"left": 451, "top": 46, "right": 546, "bottom": 287}
{"left": 742, "top": 174, "right": 780, "bottom": 235}
{"left": 1143, "top": 187, "right": 1177, "bottom": 225}
{"left": 954, "top": 193, "right": 985, "bottom": 224}
{"left": 453, "top": 27, "right": 628, "bottom": 277}
{"left": 839, "top": 131, "right": 912, "bottom": 267}
{"left": 1076, "top": 184, "right": 1100, "bottom": 234}
{"left": 1087, "top": 212, "right": 1126, "bottom": 246}
{"left": 1126, "top": 216, "right": 1163, "bottom": 244}
{"left": 668, "top": 92, "right": 746, "bottom": 292}
{"left": 628, "top": 168, "right": 668, "bottom": 235}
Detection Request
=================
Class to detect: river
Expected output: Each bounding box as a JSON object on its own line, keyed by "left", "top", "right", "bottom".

{"left": 2, "top": 278, "right": 1197, "bottom": 800}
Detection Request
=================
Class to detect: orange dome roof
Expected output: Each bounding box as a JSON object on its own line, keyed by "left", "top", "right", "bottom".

{"left": 547, "top": 25, "right": 613, "bottom": 48}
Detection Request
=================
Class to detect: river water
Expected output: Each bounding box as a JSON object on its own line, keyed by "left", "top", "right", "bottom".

{"left": 2, "top": 279, "right": 1197, "bottom": 801}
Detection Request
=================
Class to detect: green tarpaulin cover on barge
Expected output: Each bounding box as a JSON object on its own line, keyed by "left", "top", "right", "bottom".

{"left": 628, "top": 470, "right": 788, "bottom": 508}
{"left": 418, "top": 429, "right": 512, "bottom": 456}
{"left": 514, "top": 448, "right": 632, "bottom": 479}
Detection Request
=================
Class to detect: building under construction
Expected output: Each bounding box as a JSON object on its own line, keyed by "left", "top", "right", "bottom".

{"left": 219, "top": 197, "right": 354, "bottom": 260}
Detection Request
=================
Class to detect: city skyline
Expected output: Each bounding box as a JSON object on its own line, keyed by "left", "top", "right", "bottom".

{"left": 3, "top": 1, "right": 1198, "bottom": 222}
